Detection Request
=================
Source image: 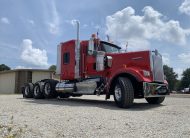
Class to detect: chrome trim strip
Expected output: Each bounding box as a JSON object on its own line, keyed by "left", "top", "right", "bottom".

{"left": 131, "top": 57, "right": 143, "bottom": 60}
{"left": 149, "top": 51, "right": 154, "bottom": 80}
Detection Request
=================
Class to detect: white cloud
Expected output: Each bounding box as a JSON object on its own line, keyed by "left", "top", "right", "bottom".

{"left": 179, "top": 0, "right": 190, "bottom": 15}
{"left": 21, "top": 39, "right": 48, "bottom": 67}
{"left": 178, "top": 52, "right": 190, "bottom": 63}
{"left": 127, "top": 39, "right": 150, "bottom": 51}
{"left": 47, "top": 1, "right": 60, "bottom": 35}
{"left": 106, "top": 6, "right": 190, "bottom": 50}
{"left": 162, "top": 53, "right": 170, "bottom": 65}
{"left": 1, "top": 17, "right": 10, "bottom": 24}
{"left": 15, "top": 66, "right": 32, "bottom": 69}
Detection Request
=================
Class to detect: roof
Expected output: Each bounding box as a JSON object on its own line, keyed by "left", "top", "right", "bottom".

{"left": 0, "top": 69, "right": 54, "bottom": 74}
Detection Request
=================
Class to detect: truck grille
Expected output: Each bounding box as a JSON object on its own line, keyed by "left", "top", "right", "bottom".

{"left": 151, "top": 51, "right": 164, "bottom": 83}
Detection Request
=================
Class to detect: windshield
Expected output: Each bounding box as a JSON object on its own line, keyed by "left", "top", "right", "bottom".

{"left": 101, "top": 41, "right": 120, "bottom": 53}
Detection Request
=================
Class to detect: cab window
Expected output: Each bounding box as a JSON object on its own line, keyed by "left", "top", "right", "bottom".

{"left": 101, "top": 41, "right": 120, "bottom": 53}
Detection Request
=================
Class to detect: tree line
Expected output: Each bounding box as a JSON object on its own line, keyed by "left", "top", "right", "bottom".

{"left": 1, "top": 64, "right": 190, "bottom": 91}
{"left": 163, "top": 65, "right": 190, "bottom": 91}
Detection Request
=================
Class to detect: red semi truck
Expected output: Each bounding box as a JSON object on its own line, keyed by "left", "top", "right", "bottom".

{"left": 23, "top": 22, "right": 169, "bottom": 108}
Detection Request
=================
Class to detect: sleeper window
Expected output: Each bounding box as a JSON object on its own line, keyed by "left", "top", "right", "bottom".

{"left": 63, "top": 53, "right": 70, "bottom": 64}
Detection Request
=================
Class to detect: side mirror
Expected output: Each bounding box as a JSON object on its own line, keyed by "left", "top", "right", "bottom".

{"left": 88, "top": 38, "right": 94, "bottom": 55}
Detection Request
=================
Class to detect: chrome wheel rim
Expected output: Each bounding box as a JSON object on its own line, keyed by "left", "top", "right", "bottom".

{"left": 114, "top": 85, "right": 122, "bottom": 101}
{"left": 45, "top": 83, "right": 51, "bottom": 95}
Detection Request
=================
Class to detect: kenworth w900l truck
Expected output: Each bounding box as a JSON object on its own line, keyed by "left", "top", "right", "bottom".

{"left": 23, "top": 22, "right": 169, "bottom": 108}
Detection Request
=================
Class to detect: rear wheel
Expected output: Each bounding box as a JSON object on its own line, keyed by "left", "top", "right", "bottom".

{"left": 145, "top": 97, "right": 165, "bottom": 104}
{"left": 113, "top": 77, "right": 134, "bottom": 108}
{"left": 33, "top": 82, "right": 44, "bottom": 99}
{"left": 23, "top": 83, "right": 34, "bottom": 98}
{"left": 43, "top": 80, "right": 58, "bottom": 99}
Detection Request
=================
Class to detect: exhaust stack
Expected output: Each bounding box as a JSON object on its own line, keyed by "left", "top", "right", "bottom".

{"left": 76, "top": 20, "right": 80, "bottom": 49}
{"left": 75, "top": 20, "right": 80, "bottom": 79}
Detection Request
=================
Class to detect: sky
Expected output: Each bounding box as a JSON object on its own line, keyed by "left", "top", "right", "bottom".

{"left": 0, "top": 0, "right": 190, "bottom": 79}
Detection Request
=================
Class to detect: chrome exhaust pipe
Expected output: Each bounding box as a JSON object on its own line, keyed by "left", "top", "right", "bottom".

{"left": 74, "top": 20, "right": 80, "bottom": 79}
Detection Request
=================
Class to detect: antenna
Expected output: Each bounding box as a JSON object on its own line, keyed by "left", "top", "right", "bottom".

{"left": 97, "top": 28, "right": 99, "bottom": 39}
{"left": 125, "top": 42, "right": 128, "bottom": 52}
{"left": 106, "top": 35, "right": 110, "bottom": 42}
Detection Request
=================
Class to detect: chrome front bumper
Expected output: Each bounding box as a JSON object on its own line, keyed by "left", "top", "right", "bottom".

{"left": 143, "top": 82, "right": 169, "bottom": 98}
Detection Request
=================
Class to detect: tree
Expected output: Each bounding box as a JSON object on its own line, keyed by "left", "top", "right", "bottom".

{"left": 163, "top": 65, "right": 178, "bottom": 91}
{"left": 180, "top": 68, "right": 190, "bottom": 89}
{"left": 48, "top": 65, "right": 56, "bottom": 72}
{"left": 0, "top": 64, "right": 11, "bottom": 71}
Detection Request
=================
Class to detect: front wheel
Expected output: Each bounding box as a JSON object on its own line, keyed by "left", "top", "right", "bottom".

{"left": 113, "top": 77, "right": 134, "bottom": 108}
{"left": 145, "top": 97, "right": 165, "bottom": 104}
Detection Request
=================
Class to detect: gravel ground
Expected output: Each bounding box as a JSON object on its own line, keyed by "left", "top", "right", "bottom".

{"left": 0, "top": 94, "right": 190, "bottom": 138}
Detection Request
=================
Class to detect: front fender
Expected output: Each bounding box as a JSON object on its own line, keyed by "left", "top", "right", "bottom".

{"left": 105, "top": 67, "right": 152, "bottom": 99}
{"left": 108, "top": 67, "right": 152, "bottom": 83}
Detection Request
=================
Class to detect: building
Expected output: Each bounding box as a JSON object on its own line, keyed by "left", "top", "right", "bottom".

{"left": 0, "top": 69, "right": 54, "bottom": 94}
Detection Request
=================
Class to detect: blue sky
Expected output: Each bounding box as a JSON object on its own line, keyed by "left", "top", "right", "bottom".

{"left": 0, "top": 0, "right": 190, "bottom": 78}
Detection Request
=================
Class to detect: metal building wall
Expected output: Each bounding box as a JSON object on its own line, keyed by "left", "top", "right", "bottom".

{"left": 0, "top": 70, "right": 53, "bottom": 94}
{"left": 0, "top": 72, "right": 16, "bottom": 94}
{"left": 32, "top": 71, "right": 52, "bottom": 83}
{"left": 15, "top": 71, "right": 30, "bottom": 93}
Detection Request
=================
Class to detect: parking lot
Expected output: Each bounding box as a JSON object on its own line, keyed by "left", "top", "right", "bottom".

{"left": 1, "top": 94, "right": 190, "bottom": 138}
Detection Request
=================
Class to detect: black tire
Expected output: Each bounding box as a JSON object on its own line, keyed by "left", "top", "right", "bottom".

{"left": 23, "top": 83, "right": 34, "bottom": 98}
{"left": 59, "top": 93, "right": 70, "bottom": 99}
{"left": 113, "top": 77, "right": 134, "bottom": 108}
{"left": 145, "top": 97, "right": 165, "bottom": 104}
{"left": 33, "top": 82, "right": 44, "bottom": 99}
{"left": 43, "top": 80, "right": 58, "bottom": 99}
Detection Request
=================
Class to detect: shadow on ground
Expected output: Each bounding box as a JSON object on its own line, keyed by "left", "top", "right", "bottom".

{"left": 19, "top": 96, "right": 165, "bottom": 111}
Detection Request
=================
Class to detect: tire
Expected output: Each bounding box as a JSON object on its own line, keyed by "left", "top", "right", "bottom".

{"left": 145, "top": 97, "right": 165, "bottom": 104}
{"left": 59, "top": 93, "right": 70, "bottom": 98}
{"left": 33, "top": 82, "right": 44, "bottom": 99}
{"left": 43, "top": 80, "right": 58, "bottom": 99}
{"left": 113, "top": 77, "right": 134, "bottom": 108}
{"left": 23, "top": 83, "right": 34, "bottom": 98}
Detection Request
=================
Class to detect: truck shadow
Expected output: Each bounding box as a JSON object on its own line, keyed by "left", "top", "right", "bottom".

{"left": 21, "top": 97, "right": 165, "bottom": 111}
